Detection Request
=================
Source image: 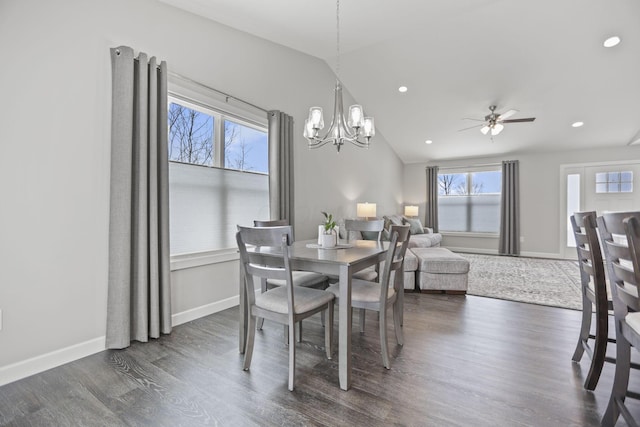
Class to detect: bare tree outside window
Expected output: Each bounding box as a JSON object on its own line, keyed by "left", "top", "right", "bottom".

{"left": 439, "top": 174, "right": 465, "bottom": 195}
{"left": 224, "top": 121, "right": 254, "bottom": 172}
{"left": 168, "top": 104, "right": 213, "bottom": 166}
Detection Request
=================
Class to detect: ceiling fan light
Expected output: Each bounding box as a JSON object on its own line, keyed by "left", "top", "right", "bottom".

{"left": 480, "top": 125, "right": 490, "bottom": 135}
{"left": 491, "top": 123, "right": 504, "bottom": 135}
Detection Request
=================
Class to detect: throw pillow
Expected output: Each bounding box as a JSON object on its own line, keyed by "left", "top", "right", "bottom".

{"left": 403, "top": 216, "right": 424, "bottom": 235}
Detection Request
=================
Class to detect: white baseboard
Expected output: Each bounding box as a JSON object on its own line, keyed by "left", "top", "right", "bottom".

{"left": 171, "top": 295, "right": 239, "bottom": 327}
{"left": 0, "top": 296, "right": 245, "bottom": 388}
{"left": 0, "top": 336, "right": 106, "bottom": 387}
{"left": 448, "top": 247, "right": 562, "bottom": 259}
{"left": 446, "top": 247, "right": 498, "bottom": 255}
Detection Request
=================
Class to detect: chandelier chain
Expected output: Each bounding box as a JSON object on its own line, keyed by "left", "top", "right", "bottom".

{"left": 336, "top": 0, "right": 340, "bottom": 79}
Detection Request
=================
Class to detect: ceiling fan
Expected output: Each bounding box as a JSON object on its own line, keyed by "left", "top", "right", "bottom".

{"left": 460, "top": 105, "right": 536, "bottom": 137}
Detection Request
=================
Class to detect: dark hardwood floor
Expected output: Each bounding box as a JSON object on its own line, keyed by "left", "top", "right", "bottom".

{"left": 1, "top": 294, "right": 638, "bottom": 426}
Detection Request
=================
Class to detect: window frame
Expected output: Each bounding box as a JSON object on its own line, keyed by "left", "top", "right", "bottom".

{"left": 167, "top": 79, "right": 270, "bottom": 270}
{"left": 437, "top": 165, "right": 502, "bottom": 236}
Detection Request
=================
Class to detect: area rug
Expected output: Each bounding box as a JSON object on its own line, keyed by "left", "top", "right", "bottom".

{"left": 461, "top": 253, "right": 582, "bottom": 310}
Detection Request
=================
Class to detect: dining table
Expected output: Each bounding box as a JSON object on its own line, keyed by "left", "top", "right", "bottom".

{"left": 238, "top": 238, "right": 389, "bottom": 391}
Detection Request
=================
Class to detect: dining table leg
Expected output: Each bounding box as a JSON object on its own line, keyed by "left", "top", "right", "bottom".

{"left": 339, "top": 264, "right": 352, "bottom": 390}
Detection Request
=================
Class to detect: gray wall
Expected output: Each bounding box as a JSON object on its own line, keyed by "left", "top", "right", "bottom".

{"left": 0, "top": 0, "right": 404, "bottom": 379}
{"left": 403, "top": 146, "right": 640, "bottom": 257}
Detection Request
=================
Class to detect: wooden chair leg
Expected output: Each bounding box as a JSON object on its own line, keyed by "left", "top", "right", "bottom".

{"left": 360, "top": 308, "right": 366, "bottom": 333}
{"left": 584, "top": 305, "right": 608, "bottom": 390}
{"left": 296, "top": 321, "right": 303, "bottom": 343}
{"left": 602, "top": 333, "right": 632, "bottom": 427}
{"left": 325, "top": 301, "right": 334, "bottom": 359}
{"left": 257, "top": 279, "right": 267, "bottom": 330}
{"left": 380, "top": 308, "right": 391, "bottom": 369}
{"left": 243, "top": 314, "right": 256, "bottom": 370}
{"left": 288, "top": 322, "right": 296, "bottom": 391}
{"left": 320, "top": 310, "right": 325, "bottom": 327}
{"left": 393, "top": 300, "right": 404, "bottom": 346}
{"left": 572, "top": 293, "right": 592, "bottom": 362}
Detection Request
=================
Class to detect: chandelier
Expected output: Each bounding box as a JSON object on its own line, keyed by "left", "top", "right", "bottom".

{"left": 303, "top": 0, "right": 375, "bottom": 152}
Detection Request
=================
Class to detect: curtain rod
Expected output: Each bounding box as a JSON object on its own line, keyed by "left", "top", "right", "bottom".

{"left": 434, "top": 162, "right": 502, "bottom": 171}
{"left": 168, "top": 71, "right": 268, "bottom": 114}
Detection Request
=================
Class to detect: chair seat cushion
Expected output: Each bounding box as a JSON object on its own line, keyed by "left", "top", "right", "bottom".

{"left": 353, "top": 267, "right": 378, "bottom": 281}
{"left": 626, "top": 312, "right": 640, "bottom": 334}
{"left": 267, "top": 271, "right": 328, "bottom": 288}
{"left": 327, "top": 279, "right": 396, "bottom": 304}
{"left": 255, "top": 286, "right": 334, "bottom": 314}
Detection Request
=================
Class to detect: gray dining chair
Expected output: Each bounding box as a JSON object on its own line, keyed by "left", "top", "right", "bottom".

{"left": 570, "top": 211, "right": 612, "bottom": 390}
{"left": 598, "top": 211, "right": 640, "bottom": 427}
{"left": 237, "top": 225, "right": 334, "bottom": 391}
{"left": 327, "top": 224, "right": 410, "bottom": 369}
{"left": 253, "top": 219, "right": 330, "bottom": 341}
{"left": 344, "top": 219, "right": 385, "bottom": 281}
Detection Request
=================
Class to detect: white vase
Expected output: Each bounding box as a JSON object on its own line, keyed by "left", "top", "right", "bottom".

{"left": 321, "top": 232, "right": 337, "bottom": 248}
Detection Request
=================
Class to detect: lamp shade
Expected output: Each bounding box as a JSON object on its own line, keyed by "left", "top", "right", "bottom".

{"left": 404, "top": 205, "right": 419, "bottom": 217}
{"left": 357, "top": 202, "right": 377, "bottom": 219}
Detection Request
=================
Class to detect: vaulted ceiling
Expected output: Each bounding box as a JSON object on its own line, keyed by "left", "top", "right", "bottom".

{"left": 158, "top": 0, "right": 640, "bottom": 163}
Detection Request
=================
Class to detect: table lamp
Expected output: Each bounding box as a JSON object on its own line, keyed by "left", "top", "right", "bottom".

{"left": 357, "top": 202, "right": 377, "bottom": 220}
{"left": 404, "top": 205, "right": 419, "bottom": 217}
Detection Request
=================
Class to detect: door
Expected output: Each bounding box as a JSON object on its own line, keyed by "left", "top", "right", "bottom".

{"left": 561, "top": 162, "right": 640, "bottom": 259}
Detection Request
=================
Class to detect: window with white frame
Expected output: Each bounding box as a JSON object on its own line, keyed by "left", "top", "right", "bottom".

{"left": 595, "top": 171, "right": 633, "bottom": 193}
{"left": 168, "top": 94, "right": 269, "bottom": 255}
{"left": 437, "top": 168, "right": 502, "bottom": 233}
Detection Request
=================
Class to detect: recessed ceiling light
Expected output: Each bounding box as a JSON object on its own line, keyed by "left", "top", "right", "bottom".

{"left": 572, "top": 121, "right": 584, "bottom": 128}
{"left": 425, "top": 140, "right": 433, "bottom": 144}
{"left": 603, "top": 36, "right": 621, "bottom": 48}
{"left": 398, "top": 86, "right": 408, "bottom": 93}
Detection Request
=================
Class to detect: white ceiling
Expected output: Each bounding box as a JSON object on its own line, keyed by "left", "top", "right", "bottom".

{"left": 158, "top": 0, "right": 640, "bottom": 163}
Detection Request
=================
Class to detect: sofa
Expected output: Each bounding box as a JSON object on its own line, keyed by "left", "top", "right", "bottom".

{"left": 381, "top": 214, "right": 442, "bottom": 249}
{"left": 336, "top": 214, "right": 447, "bottom": 290}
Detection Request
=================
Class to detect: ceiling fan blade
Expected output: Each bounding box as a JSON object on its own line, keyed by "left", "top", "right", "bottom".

{"left": 501, "top": 117, "right": 536, "bottom": 123}
{"left": 497, "top": 109, "right": 518, "bottom": 120}
{"left": 458, "top": 123, "right": 486, "bottom": 131}
{"left": 462, "top": 117, "right": 485, "bottom": 122}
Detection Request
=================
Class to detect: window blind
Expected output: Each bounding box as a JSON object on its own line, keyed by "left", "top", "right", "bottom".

{"left": 169, "top": 162, "right": 269, "bottom": 254}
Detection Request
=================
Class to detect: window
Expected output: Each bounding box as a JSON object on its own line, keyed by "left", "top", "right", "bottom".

{"left": 168, "top": 95, "right": 269, "bottom": 255}
{"left": 438, "top": 169, "right": 502, "bottom": 233}
{"left": 595, "top": 171, "right": 633, "bottom": 193}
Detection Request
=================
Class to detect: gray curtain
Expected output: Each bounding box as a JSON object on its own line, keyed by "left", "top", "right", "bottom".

{"left": 499, "top": 160, "right": 520, "bottom": 256}
{"left": 425, "top": 166, "right": 439, "bottom": 232}
{"left": 268, "top": 111, "right": 294, "bottom": 224}
{"left": 107, "top": 46, "right": 172, "bottom": 349}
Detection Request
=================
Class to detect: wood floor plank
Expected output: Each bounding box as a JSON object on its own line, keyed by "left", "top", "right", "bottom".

{"left": 3, "top": 293, "right": 640, "bottom": 426}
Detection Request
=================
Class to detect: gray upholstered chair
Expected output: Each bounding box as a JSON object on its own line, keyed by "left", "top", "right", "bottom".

{"left": 598, "top": 211, "right": 640, "bottom": 426}
{"left": 253, "top": 219, "right": 330, "bottom": 340}
{"left": 237, "top": 225, "right": 334, "bottom": 391}
{"left": 570, "top": 211, "right": 611, "bottom": 390}
{"left": 327, "top": 224, "right": 410, "bottom": 369}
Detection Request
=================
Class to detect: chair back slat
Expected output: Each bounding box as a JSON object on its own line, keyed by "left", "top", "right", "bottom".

{"left": 571, "top": 212, "right": 606, "bottom": 305}
{"left": 345, "top": 219, "right": 385, "bottom": 241}
{"left": 598, "top": 212, "right": 640, "bottom": 318}
{"left": 237, "top": 225, "right": 295, "bottom": 311}
{"left": 254, "top": 219, "right": 289, "bottom": 227}
{"left": 378, "top": 224, "right": 411, "bottom": 303}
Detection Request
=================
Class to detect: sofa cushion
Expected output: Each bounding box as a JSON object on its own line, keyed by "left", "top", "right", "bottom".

{"left": 403, "top": 216, "right": 425, "bottom": 234}
{"left": 407, "top": 233, "right": 442, "bottom": 248}
{"left": 412, "top": 247, "right": 470, "bottom": 274}
{"left": 383, "top": 214, "right": 404, "bottom": 230}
